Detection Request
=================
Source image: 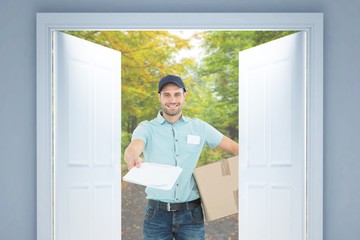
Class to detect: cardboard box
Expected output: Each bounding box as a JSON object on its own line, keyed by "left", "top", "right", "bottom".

{"left": 193, "top": 156, "right": 238, "bottom": 222}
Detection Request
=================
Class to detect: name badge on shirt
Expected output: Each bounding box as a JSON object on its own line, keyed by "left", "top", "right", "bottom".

{"left": 187, "top": 135, "right": 200, "bottom": 145}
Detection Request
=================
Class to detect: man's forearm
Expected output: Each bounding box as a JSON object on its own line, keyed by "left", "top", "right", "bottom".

{"left": 124, "top": 139, "right": 145, "bottom": 169}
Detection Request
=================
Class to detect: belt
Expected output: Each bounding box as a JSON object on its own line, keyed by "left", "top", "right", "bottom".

{"left": 147, "top": 198, "right": 201, "bottom": 212}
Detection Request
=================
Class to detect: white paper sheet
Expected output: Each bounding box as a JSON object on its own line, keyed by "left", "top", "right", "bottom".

{"left": 122, "top": 162, "right": 183, "bottom": 190}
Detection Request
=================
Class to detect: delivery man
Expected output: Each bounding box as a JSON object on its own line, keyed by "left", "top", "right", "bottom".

{"left": 124, "top": 74, "right": 238, "bottom": 239}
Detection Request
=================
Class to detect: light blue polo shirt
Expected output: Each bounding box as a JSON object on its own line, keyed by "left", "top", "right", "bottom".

{"left": 131, "top": 111, "right": 224, "bottom": 203}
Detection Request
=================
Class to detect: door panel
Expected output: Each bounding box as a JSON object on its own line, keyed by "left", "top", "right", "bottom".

{"left": 239, "top": 32, "right": 306, "bottom": 240}
{"left": 53, "top": 31, "right": 121, "bottom": 240}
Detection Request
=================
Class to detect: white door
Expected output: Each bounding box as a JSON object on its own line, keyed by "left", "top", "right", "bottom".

{"left": 53, "top": 32, "right": 121, "bottom": 240}
{"left": 239, "top": 32, "right": 306, "bottom": 240}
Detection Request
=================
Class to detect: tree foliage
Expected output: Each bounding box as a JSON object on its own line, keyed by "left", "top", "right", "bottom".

{"left": 195, "top": 31, "right": 295, "bottom": 139}
{"left": 66, "top": 31, "right": 195, "bottom": 132}
{"left": 66, "top": 30, "right": 295, "bottom": 166}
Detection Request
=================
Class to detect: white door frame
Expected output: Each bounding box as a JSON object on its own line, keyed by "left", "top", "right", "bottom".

{"left": 36, "top": 13, "right": 323, "bottom": 240}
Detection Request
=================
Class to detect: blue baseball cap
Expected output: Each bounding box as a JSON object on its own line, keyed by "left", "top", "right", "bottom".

{"left": 158, "top": 75, "right": 186, "bottom": 93}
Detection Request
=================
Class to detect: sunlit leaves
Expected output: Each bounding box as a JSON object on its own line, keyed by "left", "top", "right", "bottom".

{"left": 66, "top": 30, "right": 294, "bottom": 165}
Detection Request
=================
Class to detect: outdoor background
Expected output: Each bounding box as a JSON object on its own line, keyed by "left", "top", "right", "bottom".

{"left": 67, "top": 30, "right": 292, "bottom": 239}
{"left": 68, "top": 30, "right": 293, "bottom": 164}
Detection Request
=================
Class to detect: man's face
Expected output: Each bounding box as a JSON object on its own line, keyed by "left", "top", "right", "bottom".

{"left": 158, "top": 83, "right": 187, "bottom": 117}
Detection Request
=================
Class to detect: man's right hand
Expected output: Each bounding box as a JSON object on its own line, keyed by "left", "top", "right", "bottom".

{"left": 124, "top": 139, "right": 145, "bottom": 170}
{"left": 126, "top": 156, "right": 143, "bottom": 170}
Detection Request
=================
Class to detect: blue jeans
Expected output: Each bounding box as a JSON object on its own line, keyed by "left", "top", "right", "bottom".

{"left": 143, "top": 203, "right": 205, "bottom": 240}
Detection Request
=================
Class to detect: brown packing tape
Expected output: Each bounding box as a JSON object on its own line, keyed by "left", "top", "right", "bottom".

{"left": 233, "top": 189, "right": 239, "bottom": 210}
{"left": 220, "top": 158, "right": 230, "bottom": 176}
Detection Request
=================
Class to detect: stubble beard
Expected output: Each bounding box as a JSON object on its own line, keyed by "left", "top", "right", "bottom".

{"left": 162, "top": 104, "right": 182, "bottom": 117}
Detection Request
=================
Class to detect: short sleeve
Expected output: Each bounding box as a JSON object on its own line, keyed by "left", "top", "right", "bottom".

{"left": 203, "top": 121, "right": 224, "bottom": 148}
{"left": 131, "top": 121, "right": 149, "bottom": 145}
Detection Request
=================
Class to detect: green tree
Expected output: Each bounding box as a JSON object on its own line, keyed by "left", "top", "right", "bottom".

{"left": 66, "top": 30, "right": 203, "bottom": 164}
{"left": 66, "top": 30, "right": 295, "bottom": 166}
{"left": 194, "top": 31, "right": 295, "bottom": 165}
{"left": 66, "top": 30, "right": 195, "bottom": 131}
{"left": 196, "top": 31, "right": 295, "bottom": 138}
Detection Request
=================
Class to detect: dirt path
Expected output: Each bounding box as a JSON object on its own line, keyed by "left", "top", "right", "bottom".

{"left": 121, "top": 181, "right": 238, "bottom": 239}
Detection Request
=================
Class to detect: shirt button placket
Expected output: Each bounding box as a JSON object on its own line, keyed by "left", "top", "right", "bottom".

{"left": 172, "top": 125, "right": 179, "bottom": 202}
{"left": 176, "top": 183, "right": 180, "bottom": 201}
{"left": 172, "top": 125, "right": 178, "bottom": 166}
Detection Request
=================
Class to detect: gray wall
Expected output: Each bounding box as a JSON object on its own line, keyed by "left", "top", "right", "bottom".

{"left": 1, "top": 0, "right": 359, "bottom": 239}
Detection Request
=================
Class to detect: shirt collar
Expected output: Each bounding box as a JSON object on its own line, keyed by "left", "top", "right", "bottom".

{"left": 155, "top": 111, "right": 190, "bottom": 125}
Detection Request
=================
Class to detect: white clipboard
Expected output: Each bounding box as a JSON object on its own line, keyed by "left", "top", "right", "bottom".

{"left": 123, "top": 162, "right": 183, "bottom": 190}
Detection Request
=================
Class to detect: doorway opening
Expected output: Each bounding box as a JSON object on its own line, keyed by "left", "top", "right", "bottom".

{"left": 36, "top": 12, "right": 323, "bottom": 240}
{"left": 54, "top": 29, "right": 303, "bottom": 240}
